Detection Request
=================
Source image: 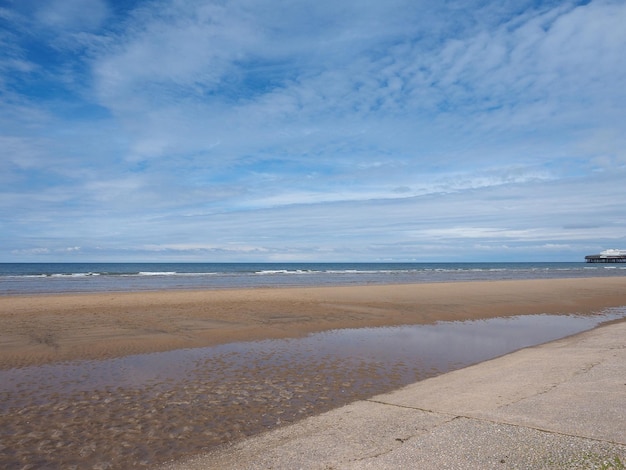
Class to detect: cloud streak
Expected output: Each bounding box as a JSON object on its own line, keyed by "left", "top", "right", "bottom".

{"left": 1, "top": 0, "right": 625, "bottom": 261}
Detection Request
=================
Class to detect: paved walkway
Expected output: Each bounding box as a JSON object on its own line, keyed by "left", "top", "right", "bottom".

{"left": 164, "top": 320, "right": 626, "bottom": 469}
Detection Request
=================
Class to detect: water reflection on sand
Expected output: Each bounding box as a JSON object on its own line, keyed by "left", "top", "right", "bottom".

{"left": 1, "top": 310, "right": 624, "bottom": 469}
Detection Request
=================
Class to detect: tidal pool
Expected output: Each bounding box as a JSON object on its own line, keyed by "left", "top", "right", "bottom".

{"left": 1, "top": 309, "right": 624, "bottom": 469}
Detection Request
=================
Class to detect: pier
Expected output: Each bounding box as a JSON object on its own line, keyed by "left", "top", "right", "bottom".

{"left": 585, "top": 249, "right": 626, "bottom": 263}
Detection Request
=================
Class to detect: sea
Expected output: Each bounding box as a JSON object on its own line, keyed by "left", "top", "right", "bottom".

{"left": 1, "top": 261, "right": 625, "bottom": 295}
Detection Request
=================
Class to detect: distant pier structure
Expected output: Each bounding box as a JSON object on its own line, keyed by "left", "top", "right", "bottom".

{"left": 585, "top": 249, "right": 626, "bottom": 263}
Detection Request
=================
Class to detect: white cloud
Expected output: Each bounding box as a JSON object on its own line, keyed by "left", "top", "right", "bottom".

{"left": 86, "top": 0, "right": 626, "bottom": 175}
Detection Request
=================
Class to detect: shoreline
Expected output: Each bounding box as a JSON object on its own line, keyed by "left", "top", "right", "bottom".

{"left": 2, "top": 277, "right": 626, "bottom": 369}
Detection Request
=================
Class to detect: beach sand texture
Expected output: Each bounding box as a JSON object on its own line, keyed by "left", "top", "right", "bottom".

{"left": 1, "top": 277, "right": 626, "bottom": 468}
{"left": 3, "top": 277, "right": 626, "bottom": 369}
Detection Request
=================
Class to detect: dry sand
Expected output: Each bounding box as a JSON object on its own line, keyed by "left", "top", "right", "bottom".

{"left": 2, "top": 277, "right": 626, "bottom": 369}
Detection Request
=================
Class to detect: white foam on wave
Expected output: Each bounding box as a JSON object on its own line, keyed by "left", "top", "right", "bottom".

{"left": 254, "top": 269, "right": 319, "bottom": 275}
{"left": 137, "top": 271, "right": 178, "bottom": 276}
{"left": 50, "top": 272, "right": 100, "bottom": 277}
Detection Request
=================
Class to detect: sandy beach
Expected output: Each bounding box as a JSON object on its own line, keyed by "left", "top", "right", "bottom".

{"left": 2, "top": 277, "right": 626, "bottom": 369}
{"left": 2, "top": 277, "right": 626, "bottom": 468}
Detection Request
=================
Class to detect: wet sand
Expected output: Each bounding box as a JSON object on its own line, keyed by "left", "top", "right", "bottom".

{"left": 2, "top": 277, "right": 626, "bottom": 369}
{"left": 2, "top": 277, "right": 626, "bottom": 468}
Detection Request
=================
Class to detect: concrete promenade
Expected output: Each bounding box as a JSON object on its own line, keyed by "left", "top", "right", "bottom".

{"left": 166, "top": 320, "right": 626, "bottom": 469}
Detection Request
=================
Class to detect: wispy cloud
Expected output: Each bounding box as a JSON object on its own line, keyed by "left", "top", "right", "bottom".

{"left": 1, "top": 0, "right": 625, "bottom": 261}
{"left": 36, "top": 0, "right": 110, "bottom": 31}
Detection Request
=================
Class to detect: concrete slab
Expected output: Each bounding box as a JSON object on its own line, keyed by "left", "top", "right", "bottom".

{"left": 345, "top": 419, "right": 626, "bottom": 470}
{"left": 167, "top": 401, "right": 453, "bottom": 469}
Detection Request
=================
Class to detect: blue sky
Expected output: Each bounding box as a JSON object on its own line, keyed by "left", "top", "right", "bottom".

{"left": 1, "top": 0, "right": 625, "bottom": 262}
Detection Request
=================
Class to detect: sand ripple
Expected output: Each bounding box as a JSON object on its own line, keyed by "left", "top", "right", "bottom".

{"left": 1, "top": 346, "right": 414, "bottom": 468}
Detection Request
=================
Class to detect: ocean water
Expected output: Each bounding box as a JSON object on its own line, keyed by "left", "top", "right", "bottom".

{"left": 1, "top": 261, "right": 625, "bottom": 295}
